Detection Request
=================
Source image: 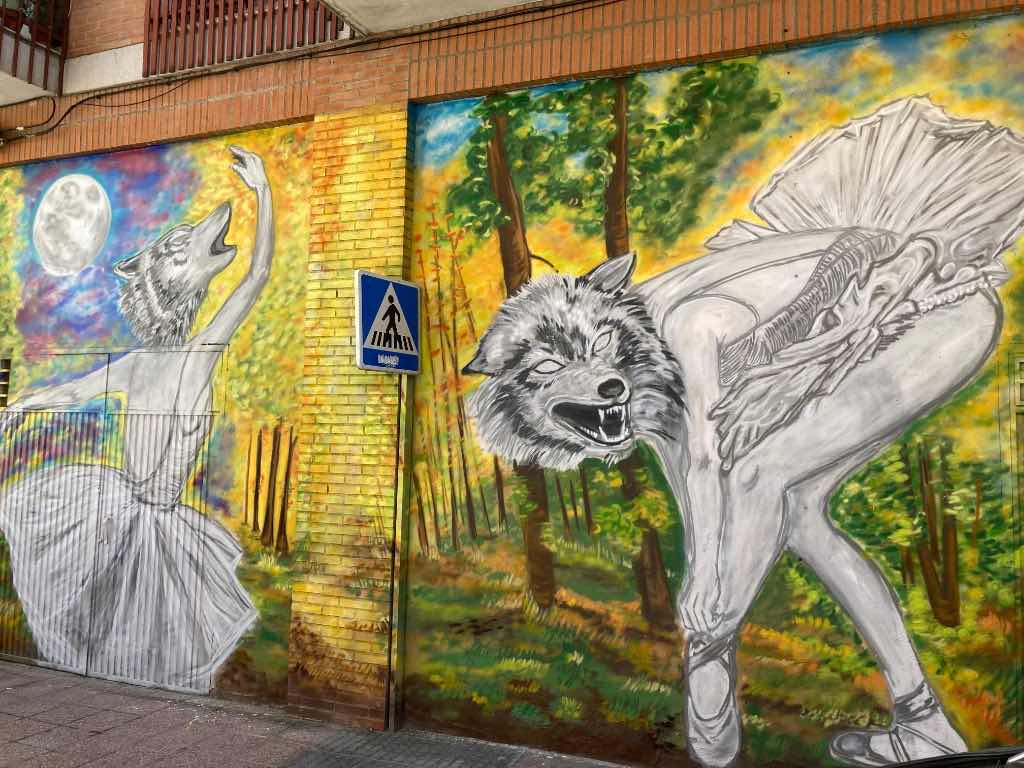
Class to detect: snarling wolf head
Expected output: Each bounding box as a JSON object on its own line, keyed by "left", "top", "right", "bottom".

{"left": 463, "top": 253, "right": 686, "bottom": 471}
{"left": 114, "top": 202, "right": 236, "bottom": 346}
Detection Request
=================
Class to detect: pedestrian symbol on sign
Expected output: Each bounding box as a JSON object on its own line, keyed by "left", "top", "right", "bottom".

{"left": 365, "top": 284, "right": 418, "bottom": 354}
{"left": 355, "top": 270, "right": 421, "bottom": 374}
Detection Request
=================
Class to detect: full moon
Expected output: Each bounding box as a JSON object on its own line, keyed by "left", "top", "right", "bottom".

{"left": 32, "top": 174, "right": 112, "bottom": 277}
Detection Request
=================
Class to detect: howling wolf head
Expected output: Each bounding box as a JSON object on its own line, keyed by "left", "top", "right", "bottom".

{"left": 114, "top": 202, "right": 237, "bottom": 347}
{"left": 463, "top": 253, "right": 686, "bottom": 471}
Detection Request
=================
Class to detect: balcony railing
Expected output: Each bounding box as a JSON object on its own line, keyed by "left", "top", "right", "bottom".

{"left": 0, "top": 0, "right": 69, "bottom": 94}
{"left": 144, "top": 0, "right": 354, "bottom": 77}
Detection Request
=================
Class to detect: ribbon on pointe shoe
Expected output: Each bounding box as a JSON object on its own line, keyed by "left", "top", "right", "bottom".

{"left": 830, "top": 682, "right": 959, "bottom": 767}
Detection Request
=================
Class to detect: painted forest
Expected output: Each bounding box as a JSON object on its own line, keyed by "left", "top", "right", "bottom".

{"left": 403, "top": 28, "right": 1024, "bottom": 768}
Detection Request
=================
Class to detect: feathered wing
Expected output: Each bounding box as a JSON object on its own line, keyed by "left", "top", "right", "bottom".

{"left": 708, "top": 97, "right": 1024, "bottom": 466}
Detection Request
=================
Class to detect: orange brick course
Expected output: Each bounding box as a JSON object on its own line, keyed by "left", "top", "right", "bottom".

{"left": 4, "top": 0, "right": 1020, "bottom": 166}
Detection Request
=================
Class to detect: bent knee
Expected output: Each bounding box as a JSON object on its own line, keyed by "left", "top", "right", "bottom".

{"left": 785, "top": 501, "right": 836, "bottom": 554}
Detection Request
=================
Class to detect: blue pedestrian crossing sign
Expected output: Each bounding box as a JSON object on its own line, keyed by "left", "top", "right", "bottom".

{"left": 355, "top": 270, "right": 421, "bottom": 374}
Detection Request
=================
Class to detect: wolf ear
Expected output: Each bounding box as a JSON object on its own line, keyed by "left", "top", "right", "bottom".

{"left": 584, "top": 251, "right": 636, "bottom": 292}
{"left": 113, "top": 252, "right": 143, "bottom": 279}
{"left": 462, "top": 344, "right": 498, "bottom": 377}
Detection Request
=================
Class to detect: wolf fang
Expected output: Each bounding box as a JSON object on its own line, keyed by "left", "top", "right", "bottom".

{"left": 463, "top": 254, "right": 685, "bottom": 472}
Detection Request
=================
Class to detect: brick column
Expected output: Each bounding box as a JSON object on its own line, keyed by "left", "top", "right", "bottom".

{"left": 289, "top": 102, "right": 411, "bottom": 728}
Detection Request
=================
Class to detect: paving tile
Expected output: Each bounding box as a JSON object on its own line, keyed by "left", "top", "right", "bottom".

{"left": 35, "top": 704, "right": 102, "bottom": 726}
{"left": 22, "top": 750, "right": 98, "bottom": 768}
{"left": 0, "top": 741, "right": 54, "bottom": 768}
{"left": 18, "top": 724, "right": 89, "bottom": 751}
{"left": 110, "top": 696, "right": 172, "bottom": 715}
{"left": 0, "top": 692, "right": 60, "bottom": 716}
{"left": 278, "top": 723, "right": 351, "bottom": 747}
{"left": 75, "top": 692, "right": 139, "bottom": 710}
{"left": 0, "top": 661, "right": 616, "bottom": 768}
{"left": 57, "top": 731, "right": 131, "bottom": 764}
{"left": 0, "top": 716, "right": 58, "bottom": 741}
{"left": 73, "top": 708, "right": 144, "bottom": 733}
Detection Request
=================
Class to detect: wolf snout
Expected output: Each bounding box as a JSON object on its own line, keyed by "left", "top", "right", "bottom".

{"left": 597, "top": 377, "right": 628, "bottom": 400}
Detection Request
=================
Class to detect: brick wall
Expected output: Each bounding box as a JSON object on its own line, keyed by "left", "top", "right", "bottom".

{"left": 66, "top": 0, "right": 147, "bottom": 58}
{"left": 289, "top": 102, "right": 411, "bottom": 727}
{"left": 5, "top": 0, "right": 1021, "bottom": 165}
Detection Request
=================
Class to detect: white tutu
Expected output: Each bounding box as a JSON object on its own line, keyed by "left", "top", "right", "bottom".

{"left": 0, "top": 464, "right": 256, "bottom": 692}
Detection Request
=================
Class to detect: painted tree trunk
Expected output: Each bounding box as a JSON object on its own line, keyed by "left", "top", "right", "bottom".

{"left": 579, "top": 464, "right": 594, "bottom": 534}
{"left": 413, "top": 469, "right": 430, "bottom": 555}
{"left": 521, "top": 462, "right": 556, "bottom": 609}
{"left": 555, "top": 475, "right": 574, "bottom": 540}
{"left": 251, "top": 427, "right": 263, "bottom": 533}
{"left": 418, "top": 248, "right": 453, "bottom": 543}
{"left": 494, "top": 456, "right": 508, "bottom": 529}
{"left": 261, "top": 422, "right": 282, "bottom": 548}
{"left": 487, "top": 103, "right": 555, "bottom": 607}
{"left": 599, "top": 79, "right": 676, "bottom": 625}
{"left": 632, "top": 523, "right": 677, "bottom": 631}
{"left": 620, "top": 456, "right": 675, "bottom": 627}
{"left": 447, "top": 255, "right": 479, "bottom": 542}
{"left": 604, "top": 77, "right": 631, "bottom": 259}
{"left": 568, "top": 479, "right": 583, "bottom": 533}
{"left": 487, "top": 110, "right": 533, "bottom": 295}
{"left": 912, "top": 442, "right": 961, "bottom": 627}
{"left": 243, "top": 432, "right": 252, "bottom": 528}
{"left": 275, "top": 429, "right": 294, "bottom": 554}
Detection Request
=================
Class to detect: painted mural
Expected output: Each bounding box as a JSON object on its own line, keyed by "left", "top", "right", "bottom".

{"left": 0, "top": 124, "right": 310, "bottom": 698}
{"left": 404, "top": 15, "right": 1024, "bottom": 768}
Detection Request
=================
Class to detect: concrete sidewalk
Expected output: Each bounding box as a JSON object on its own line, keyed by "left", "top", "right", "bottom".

{"left": 0, "top": 661, "right": 621, "bottom": 767}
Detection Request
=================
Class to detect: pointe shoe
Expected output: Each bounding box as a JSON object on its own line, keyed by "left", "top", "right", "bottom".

{"left": 830, "top": 682, "right": 968, "bottom": 766}
{"left": 687, "top": 636, "right": 741, "bottom": 768}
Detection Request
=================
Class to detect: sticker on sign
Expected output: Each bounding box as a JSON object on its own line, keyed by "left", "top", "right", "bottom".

{"left": 355, "top": 270, "right": 421, "bottom": 375}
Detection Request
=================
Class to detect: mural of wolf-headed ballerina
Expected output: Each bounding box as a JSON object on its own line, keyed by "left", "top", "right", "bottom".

{"left": 0, "top": 145, "right": 274, "bottom": 691}
{"left": 462, "top": 96, "right": 1024, "bottom": 767}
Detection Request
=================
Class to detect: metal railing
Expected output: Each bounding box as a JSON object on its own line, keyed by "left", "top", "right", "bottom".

{"left": 0, "top": 0, "right": 70, "bottom": 94}
{"left": 144, "top": 0, "right": 354, "bottom": 77}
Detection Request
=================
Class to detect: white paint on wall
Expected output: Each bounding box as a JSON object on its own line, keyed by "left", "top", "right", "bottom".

{"left": 0, "top": 69, "right": 48, "bottom": 106}
{"left": 63, "top": 43, "right": 144, "bottom": 95}
{"left": 325, "top": 0, "right": 529, "bottom": 33}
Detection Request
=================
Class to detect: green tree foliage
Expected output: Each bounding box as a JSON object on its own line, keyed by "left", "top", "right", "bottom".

{"left": 629, "top": 63, "right": 779, "bottom": 244}
{"left": 527, "top": 78, "right": 649, "bottom": 237}
{"left": 446, "top": 92, "right": 560, "bottom": 239}
{"left": 448, "top": 65, "right": 779, "bottom": 251}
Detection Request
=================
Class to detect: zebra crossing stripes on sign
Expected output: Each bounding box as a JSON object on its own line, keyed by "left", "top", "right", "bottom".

{"left": 365, "top": 284, "right": 418, "bottom": 353}
{"left": 355, "top": 270, "right": 421, "bottom": 375}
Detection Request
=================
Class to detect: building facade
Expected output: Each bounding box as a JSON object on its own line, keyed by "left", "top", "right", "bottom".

{"left": 0, "top": 1, "right": 1022, "bottom": 766}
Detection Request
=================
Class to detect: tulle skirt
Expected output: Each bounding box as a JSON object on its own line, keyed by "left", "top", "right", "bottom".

{"left": 0, "top": 464, "right": 256, "bottom": 692}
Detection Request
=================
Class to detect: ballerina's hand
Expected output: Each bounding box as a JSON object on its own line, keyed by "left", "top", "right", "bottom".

{"left": 679, "top": 570, "right": 724, "bottom": 640}
{"left": 229, "top": 145, "right": 269, "bottom": 192}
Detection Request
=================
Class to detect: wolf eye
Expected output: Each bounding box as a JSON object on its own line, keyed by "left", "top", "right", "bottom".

{"left": 593, "top": 330, "right": 613, "bottom": 354}
{"left": 532, "top": 359, "right": 565, "bottom": 375}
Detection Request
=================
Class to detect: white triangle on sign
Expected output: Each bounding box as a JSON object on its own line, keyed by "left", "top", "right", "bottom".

{"left": 365, "top": 284, "right": 418, "bottom": 354}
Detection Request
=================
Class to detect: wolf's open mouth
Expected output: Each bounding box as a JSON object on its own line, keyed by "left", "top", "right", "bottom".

{"left": 553, "top": 401, "right": 632, "bottom": 445}
{"left": 211, "top": 216, "right": 232, "bottom": 256}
